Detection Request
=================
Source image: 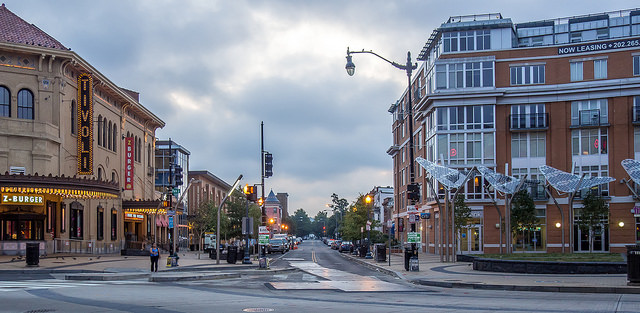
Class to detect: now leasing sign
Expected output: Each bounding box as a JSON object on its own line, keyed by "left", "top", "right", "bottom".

{"left": 407, "top": 232, "right": 421, "bottom": 243}
{"left": 124, "top": 137, "right": 134, "bottom": 190}
{"left": 1, "top": 194, "right": 44, "bottom": 205}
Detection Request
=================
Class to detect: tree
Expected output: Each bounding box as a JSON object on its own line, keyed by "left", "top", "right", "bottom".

{"left": 188, "top": 200, "right": 217, "bottom": 251}
{"left": 292, "top": 209, "right": 312, "bottom": 237}
{"left": 313, "top": 211, "right": 329, "bottom": 237}
{"left": 578, "top": 189, "right": 609, "bottom": 253}
{"left": 341, "top": 194, "right": 381, "bottom": 243}
{"left": 453, "top": 193, "right": 472, "bottom": 240}
{"left": 510, "top": 189, "right": 538, "bottom": 250}
{"left": 328, "top": 193, "right": 349, "bottom": 237}
{"left": 223, "top": 190, "right": 248, "bottom": 242}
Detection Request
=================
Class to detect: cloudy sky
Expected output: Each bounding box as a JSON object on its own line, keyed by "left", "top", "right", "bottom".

{"left": 5, "top": 0, "right": 638, "bottom": 217}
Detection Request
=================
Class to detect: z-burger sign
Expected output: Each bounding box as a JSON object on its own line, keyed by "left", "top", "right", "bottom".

{"left": 1, "top": 194, "right": 44, "bottom": 205}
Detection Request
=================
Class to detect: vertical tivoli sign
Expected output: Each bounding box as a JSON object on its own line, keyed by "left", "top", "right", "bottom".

{"left": 77, "top": 73, "right": 93, "bottom": 175}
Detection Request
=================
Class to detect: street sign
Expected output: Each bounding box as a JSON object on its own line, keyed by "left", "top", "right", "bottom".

{"left": 258, "top": 234, "right": 269, "bottom": 245}
{"left": 172, "top": 188, "right": 180, "bottom": 197}
{"left": 420, "top": 212, "right": 431, "bottom": 219}
{"left": 407, "top": 232, "right": 421, "bottom": 243}
{"left": 387, "top": 220, "right": 392, "bottom": 228}
{"left": 166, "top": 210, "right": 175, "bottom": 217}
{"left": 168, "top": 216, "right": 174, "bottom": 228}
{"left": 259, "top": 226, "right": 269, "bottom": 234}
{"left": 407, "top": 205, "right": 418, "bottom": 214}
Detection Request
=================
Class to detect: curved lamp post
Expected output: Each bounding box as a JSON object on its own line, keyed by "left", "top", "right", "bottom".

{"left": 365, "top": 194, "right": 373, "bottom": 259}
{"left": 345, "top": 47, "right": 418, "bottom": 256}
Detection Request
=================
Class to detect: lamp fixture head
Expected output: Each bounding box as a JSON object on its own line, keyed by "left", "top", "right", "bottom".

{"left": 345, "top": 54, "right": 355, "bottom": 76}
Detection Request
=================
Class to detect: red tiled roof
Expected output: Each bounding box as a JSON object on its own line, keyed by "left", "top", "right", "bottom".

{"left": 0, "top": 4, "right": 67, "bottom": 50}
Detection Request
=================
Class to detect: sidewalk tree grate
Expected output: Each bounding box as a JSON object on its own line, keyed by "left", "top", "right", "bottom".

{"left": 242, "top": 309, "right": 274, "bottom": 312}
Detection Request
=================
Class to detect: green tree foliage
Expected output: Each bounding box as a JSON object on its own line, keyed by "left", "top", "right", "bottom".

{"left": 292, "top": 209, "right": 312, "bottom": 237}
{"left": 578, "top": 189, "right": 609, "bottom": 252}
{"left": 341, "top": 195, "right": 381, "bottom": 242}
{"left": 313, "top": 211, "right": 329, "bottom": 237}
{"left": 510, "top": 189, "right": 538, "bottom": 234}
{"left": 188, "top": 200, "right": 217, "bottom": 251}
{"left": 453, "top": 193, "right": 471, "bottom": 235}
{"left": 327, "top": 193, "right": 348, "bottom": 238}
{"left": 223, "top": 190, "right": 248, "bottom": 241}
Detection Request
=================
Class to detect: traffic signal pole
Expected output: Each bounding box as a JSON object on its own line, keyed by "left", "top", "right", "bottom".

{"left": 260, "top": 122, "right": 266, "bottom": 257}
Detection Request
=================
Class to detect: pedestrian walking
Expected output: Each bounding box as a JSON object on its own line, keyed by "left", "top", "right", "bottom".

{"left": 150, "top": 243, "right": 160, "bottom": 272}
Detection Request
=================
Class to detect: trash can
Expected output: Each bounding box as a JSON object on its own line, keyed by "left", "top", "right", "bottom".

{"left": 404, "top": 247, "right": 411, "bottom": 271}
{"left": 259, "top": 257, "right": 269, "bottom": 269}
{"left": 627, "top": 244, "right": 640, "bottom": 286}
{"left": 208, "top": 249, "right": 216, "bottom": 259}
{"left": 227, "top": 246, "right": 238, "bottom": 264}
{"left": 25, "top": 242, "right": 39, "bottom": 266}
{"left": 375, "top": 244, "right": 386, "bottom": 262}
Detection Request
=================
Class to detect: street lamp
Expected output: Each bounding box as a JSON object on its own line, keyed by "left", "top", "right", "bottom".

{"left": 216, "top": 174, "right": 243, "bottom": 264}
{"left": 365, "top": 194, "right": 373, "bottom": 259}
{"left": 345, "top": 47, "right": 418, "bottom": 255}
{"left": 170, "top": 177, "right": 201, "bottom": 259}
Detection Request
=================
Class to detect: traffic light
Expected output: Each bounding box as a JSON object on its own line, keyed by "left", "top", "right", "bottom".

{"left": 264, "top": 153, "right": 273, "bottom": 177}
{"left": 407, "top": 183, "right": 420, "bottom": 201}
{"left": 257, "top": 197, "right": 264, "bottom": 206}
{"left": 243, "top": 184, "right": 257, "bottom": 202}
{"left": 174, "top": 165, "right": 183, "bottom": 186}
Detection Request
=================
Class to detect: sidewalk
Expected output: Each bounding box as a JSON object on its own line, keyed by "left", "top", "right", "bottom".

{"left": 341, "top": 252, "right": 640, "bottom": 294}
{"left": 0, "top": 251, "right": 289, "bottom": 280}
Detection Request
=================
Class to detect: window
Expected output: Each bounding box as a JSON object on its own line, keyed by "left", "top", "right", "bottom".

{"left": 574, "top": 165, "right": 610, "bottom": 197}
{"left": 510, "top": 64, "right": 545, "bottom": 85}
{"left": 108, "top": 121, "right": 112, "bottom": 150}
{"left": 633, "top": 55, "right": 639, "bottom": 76}
{"left": 113, "top": 126, "right": 118, "bottom": 152}
{"left": 435, "top": 61, "right": 494, "bottom": 89}
{"left": 97, "top": 115, "right": 103, "bottom": 146}
{"left": 111, "top": 208, "right": 117, "bottom": 240}
{"left": 571, "top": 99, "right": 608, "bottom": 126}
{"left": 437, "top": 132, "right": 494, "bottom": 165}
{"left": 69, "top": 201, "right": 83, "bottom": 239}
{"left": 443, "top": 30, "right": 490, "bottom": 52}
{"left": 594, "top": 59, "right": 607, "bottom": 79}
{"left": 530, "top": 132, "right": 546, "bottom": 157}
{"left": 511, "top": 133, "right": 528, "bottom": 158}
{"left": 570, "top": 61, "right": 583, "bottom": 81}
{"left": 102, "top": 119, "right": 107, "bottom": 148}
{"left": 97, "top": 206, "right": 104, "bottom": 241}
{"left": 0, "top": 86, "right": 9, "bottom": 117}
{"left": 436, "top": 105, "right": 494, "bottom": 130}
{"left": 71, "top": 100, "right": 77, "bottom": 135}
{"left": 17, "top": 89, "right": 33, "bottom": 119}
{"left": 46, "top": 202, "right": 56, "bottom": 233}
{"left": 571, "top": 128, "right": 608, "bottom": 155}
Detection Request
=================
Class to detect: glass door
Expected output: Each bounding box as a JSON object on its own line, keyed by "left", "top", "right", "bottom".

{"left": 458, "top": 224, "right": 482, "bottom": 253}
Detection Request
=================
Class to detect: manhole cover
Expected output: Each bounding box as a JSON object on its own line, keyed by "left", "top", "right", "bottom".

{"left": 243, "top": 309, "right": 275, "bottom": 312}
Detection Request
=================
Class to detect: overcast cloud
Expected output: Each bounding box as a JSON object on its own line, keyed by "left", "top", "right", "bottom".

{"left": 5, "top": 0, "right": 639, "bottom": 217}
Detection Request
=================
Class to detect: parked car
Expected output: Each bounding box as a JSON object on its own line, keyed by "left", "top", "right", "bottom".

{"left": 266, "top": 239, "right": 287, "bottom": 254}
{"left": 331, "top": 240, "right": 342, "bottom": 250}
{"left": 338, "top": 241, "right": 354, "bottom": 253}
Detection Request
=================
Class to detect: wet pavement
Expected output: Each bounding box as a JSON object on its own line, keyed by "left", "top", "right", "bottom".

{"left": 0, "top": 247, "right": 638, "bottom": 294}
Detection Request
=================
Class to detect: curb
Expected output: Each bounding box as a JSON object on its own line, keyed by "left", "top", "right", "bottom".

{"left": 65, "top": 272, "right": 150, "bottom": 281}
{"left": 410, "top": 279, "right": 640, "bottom": 294}
{"left": 150, "top": 272, "right": 240, "bottom": 282}
{"left": 339, "top": 253, "right": 403, "bottom": 279}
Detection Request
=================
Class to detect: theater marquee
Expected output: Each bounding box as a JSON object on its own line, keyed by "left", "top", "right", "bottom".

{"left": 77, "top": 73, "right": 93, "bottom": 175}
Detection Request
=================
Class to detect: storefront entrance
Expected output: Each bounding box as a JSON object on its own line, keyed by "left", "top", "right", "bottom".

{"left": 458, "top": 224, "right": 482, "bottom": 253}
{"left": 573, "top": 223, "right": 609, "bottom": 252}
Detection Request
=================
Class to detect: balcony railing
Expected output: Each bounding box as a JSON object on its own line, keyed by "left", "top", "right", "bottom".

{"left": 576, "top": 109, "right": 601, "bottom": 127}
{"left": 509, "top": 113, "right": 549, "bottom": 131}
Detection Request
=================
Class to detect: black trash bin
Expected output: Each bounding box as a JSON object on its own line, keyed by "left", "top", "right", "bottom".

{"left": 375, "top": 244, "right": 386, "bottom": 262}
{"left": 627, "top": 244, "right": 640, "bottom": 286}
{"left": 208, "top": 249, "right": 216, "bottom": 259}
{"left": 404, "top": 247, "right": 411, "bottom": 271}
{"left": 26, "top": 242, "right": 39, "bottom": 266}
{"left": 227, "top": 246, "right": 238, "bottom": 264}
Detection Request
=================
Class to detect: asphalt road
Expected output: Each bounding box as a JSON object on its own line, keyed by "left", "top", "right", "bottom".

{"left": 0, "top": 240, "right": 638, "bottom": 312}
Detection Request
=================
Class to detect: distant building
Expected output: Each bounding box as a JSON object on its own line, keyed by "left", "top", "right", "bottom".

{"left": 187, "top": 170, "right": 231, "bottom": 249}
{"left": 276, "top": 192, "right": 289, "bottom": 217}
{"left": 264, "top": 190, "right": 283, "bottom": 234}
{"left": 369, "top": 186, "right": 393, "bottom": 232}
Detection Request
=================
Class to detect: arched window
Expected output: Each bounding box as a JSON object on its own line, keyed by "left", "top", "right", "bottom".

{"left": 0, "top": 86, "right": 10, "bottom": 117}
{"left": 147, "top": 143, "right": 152, "bottom": 165}
{"left": 112, "top": 125, "right": 117, "bottom": 152}
{"left": 17, "top": 89, "right": 33, "bottom": 119}
{"left": 96, "top": 205, "right": 104, "bottom": 241}
{"left": 97, "top": 167, "right": 103, "bottom": 181}
{"left": 70, "top": 201, "right": 84, "bottom": 239}
{"left": 111, "top": 208, "right": 118, "bottom": 241}
{"left": 97, "top": 115, "right": 103, "bottom": 146}
{"left": 71, "top": 100, "right": 77, "bottom": 134}
{"left": 108, "top": 121, "right": 112, "bottom": 150}
{"left": 102, "top": 119, "right": 107, "bottom": 148}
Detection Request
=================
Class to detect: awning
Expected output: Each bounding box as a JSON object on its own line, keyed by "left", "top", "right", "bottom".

{"left": 0, "top": 173, "right": 120, "bottom": 199}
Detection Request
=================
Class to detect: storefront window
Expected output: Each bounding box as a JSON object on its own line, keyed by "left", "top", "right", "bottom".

{"left": 70, "top": 202, "right": 83, "bottom": 239}
{"left": 46, "top": 201, "right": 56, "bottom": 234}
{"left": 97, "top": 205, "right": 104, "bottom": 240}
{"left": 636, "top": 217, "right": 640, "bottom": 243}
{"left": 1, "top": 219, "right": 44, "bottom": 240}
{"left": 60, "top": 203, "right": 66, "bottom": 233}
{"left": 111, "top": 208, "right": 117, "bottom": 241}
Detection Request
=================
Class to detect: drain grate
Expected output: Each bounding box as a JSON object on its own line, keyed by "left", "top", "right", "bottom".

{"left": 243, "top": 309, "right": 275, "bottom": 312}
{"left": 24, "top": 310, "right": 56, "bottom": 313}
